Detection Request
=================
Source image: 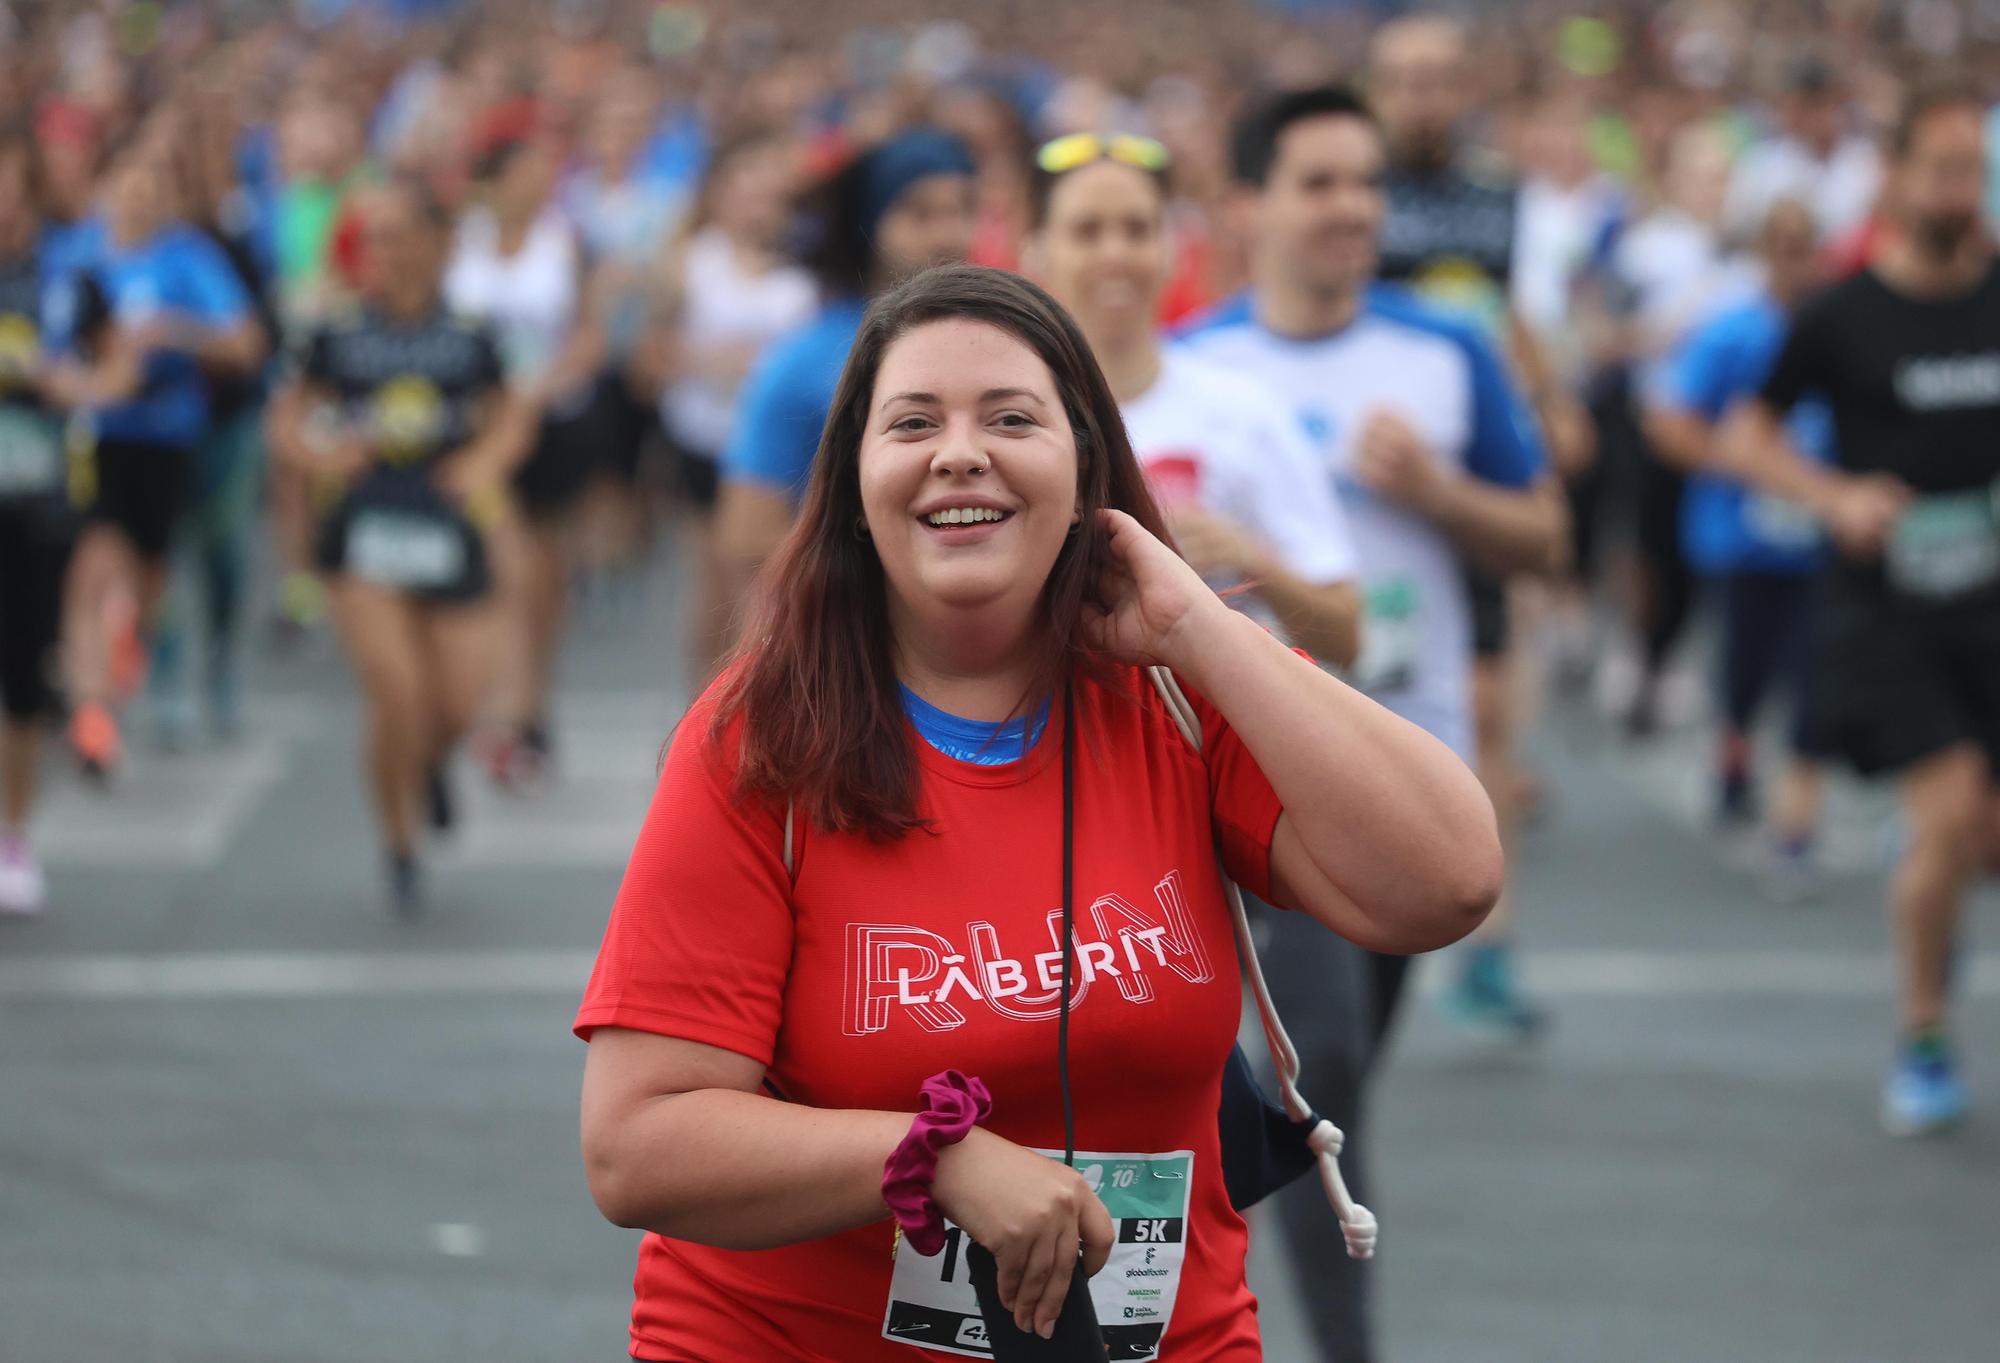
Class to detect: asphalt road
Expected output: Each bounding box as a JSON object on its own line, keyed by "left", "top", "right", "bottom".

{"left": 3, "top": 548, "right": 1995, "bottom": 1363}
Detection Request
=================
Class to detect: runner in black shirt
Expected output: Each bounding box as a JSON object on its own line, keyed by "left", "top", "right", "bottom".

{"left": 1730, "top": 76, "right": 2000, "bottom": 1136}
{"left": 266, "top": 180, "right": 533, "bottom": 918}
{"left": 0, "top": 131, "right": 76, "bottom": 916}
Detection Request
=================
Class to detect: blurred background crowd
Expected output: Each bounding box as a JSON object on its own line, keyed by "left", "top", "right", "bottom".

{"left": 2, "top": 1, "right": 1998, "bottom": 1360}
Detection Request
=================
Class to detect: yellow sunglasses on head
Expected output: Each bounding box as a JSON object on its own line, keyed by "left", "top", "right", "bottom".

{"left": 1034, "top": 132, "right": 1171, "bottom": 175}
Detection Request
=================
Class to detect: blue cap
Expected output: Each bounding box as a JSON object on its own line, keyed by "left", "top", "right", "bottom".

{"left": 859, "top": 128, "right": 976, "bottom": 238}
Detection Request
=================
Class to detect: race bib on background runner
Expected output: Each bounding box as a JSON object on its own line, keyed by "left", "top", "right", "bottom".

{"left": 1350, "top": 576, "right": 1423, "bottom": 695}
{"left": 883, "top": 1148, "right": 1193, "bottom": 1361}
{"left": 1886, "top": 487, "right": 2000, "bottom": 600}
{"left": 0, "top": 407, "right": 63, "bottom": 498}
{"left": 1744, "top": 492, "right": 1820, "bottom": 552}
{"left": 346, "top": 506, "right": 469, "bottom": 591}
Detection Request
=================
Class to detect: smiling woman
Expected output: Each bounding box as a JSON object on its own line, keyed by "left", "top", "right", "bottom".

{"left": 574, "top": 264, "right": 1502, "bottom": 1363}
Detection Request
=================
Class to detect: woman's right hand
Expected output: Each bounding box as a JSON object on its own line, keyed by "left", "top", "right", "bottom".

{"left": 931, "top": 1128, "right": 1115, "bottom": 1339}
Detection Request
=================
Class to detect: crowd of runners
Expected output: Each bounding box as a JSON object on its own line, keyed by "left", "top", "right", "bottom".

{"left": 2, "top": 2, "right": 1998, "bottom": 1358}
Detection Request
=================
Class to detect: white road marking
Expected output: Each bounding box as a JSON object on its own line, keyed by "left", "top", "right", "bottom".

{"left": 435, "top": 727, "right": 659, "bottom": 869}
{"left": 1600, "top": 724, "right": 1901, "bottom": 875}
{"left": 0, "top": 949, "right": 1992, "bottom": 1002}
{"left": 36, "top": 738, "right": 291, "bottom": 868}
{"left": 430, "top": 1222, "right": 486, "bottom": 1258}
{"left": 0, "top": 950, "right": 596, "bottom": 1000}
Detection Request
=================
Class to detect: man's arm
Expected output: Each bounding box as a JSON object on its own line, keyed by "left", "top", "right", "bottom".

{"left": 1718, "top": 401, "right": 1906, "bottom": 557}
{"left": 1718, "top": 305, "right": 1907, "bottom": 558}
{"left": 1642, "top": 311, "right": 1733, "bottom": 474}
{"left": 1166, "top": 505, "right": 1361, "bottom": 668}
{"left": 1350, "top": 404, "right": 1568, "bottom": 577}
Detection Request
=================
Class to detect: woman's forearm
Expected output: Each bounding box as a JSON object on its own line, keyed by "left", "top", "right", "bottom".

{"left": 1169, "top": 605, "right": 1500, "bottom": 948}
{"left": 454, "top": 393, "right": 538, "bottom": 481}
{"left": 587, "top": 1087, "right": 911, "bottom": 1247}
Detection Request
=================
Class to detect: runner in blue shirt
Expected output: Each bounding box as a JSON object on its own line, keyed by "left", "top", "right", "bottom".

{"left": 700, "top": 128, "right": 975, "bottom": 680}
{"left": 41, "top": 140, "right": 263, "bottom": 779}
{"left": 1646, "top": 197, "right": 1830, "bottom": 888}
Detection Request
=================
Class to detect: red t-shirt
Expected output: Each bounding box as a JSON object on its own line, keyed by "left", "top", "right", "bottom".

{"left": 575, "top": 663, "right": 1284, "bottom": 1361}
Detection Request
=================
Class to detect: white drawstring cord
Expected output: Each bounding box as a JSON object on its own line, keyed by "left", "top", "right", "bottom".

{"left": 1150, "top": 666, "right": 1377, "bottom": 1261}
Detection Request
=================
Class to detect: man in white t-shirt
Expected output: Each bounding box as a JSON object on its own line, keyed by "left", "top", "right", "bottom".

{"left": 1023, "top": 130, "right": 1360, "bottom": 667}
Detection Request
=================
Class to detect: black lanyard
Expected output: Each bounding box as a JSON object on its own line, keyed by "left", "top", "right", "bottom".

{"left": 1057, "top": 683, "right": 1076, "bottom": 1168}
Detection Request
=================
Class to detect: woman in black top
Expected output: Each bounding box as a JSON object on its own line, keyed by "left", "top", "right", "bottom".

{"left": 265, "top": 179, "right": 533, "bottom": 917}
{"left": 0, "top": 128, "right": 74, "bottom": 916}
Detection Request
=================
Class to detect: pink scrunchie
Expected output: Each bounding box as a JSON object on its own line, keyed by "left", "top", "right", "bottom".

{"left": 882, "top": 1070, "right": 993, "bottom": 1255}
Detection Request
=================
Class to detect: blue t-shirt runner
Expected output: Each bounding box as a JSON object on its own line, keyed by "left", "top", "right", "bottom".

{"left": 59, "top": 220, "right": 255, "bottom": 451}
{"left": 1657, "top": 292, "right": 1832, "bottom": 577}
{"left": 720, "top": 296, "right": 868, "bottom": 503}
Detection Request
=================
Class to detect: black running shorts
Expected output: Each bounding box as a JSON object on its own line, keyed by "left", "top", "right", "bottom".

{"left": 1813, "top": 585, "right": 2000, "bottom": 776}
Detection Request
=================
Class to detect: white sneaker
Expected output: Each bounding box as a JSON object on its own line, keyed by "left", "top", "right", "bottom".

{"left": 0, "top": 834, "right": 48, "bottom": 915}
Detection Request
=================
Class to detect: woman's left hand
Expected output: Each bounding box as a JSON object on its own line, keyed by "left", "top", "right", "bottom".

{"left": 435, "top": 456, "right": 511, "bottom": 530}
{"left": 1081, "top": 508, "right": 1232, "bottom": 670}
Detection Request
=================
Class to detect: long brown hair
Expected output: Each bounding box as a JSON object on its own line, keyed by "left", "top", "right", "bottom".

{"left": 711, "top": 263, "right": 1172, "bottom": 840}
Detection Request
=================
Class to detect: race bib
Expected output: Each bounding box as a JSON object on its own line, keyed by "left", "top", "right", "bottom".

{"left": 1743, "top": 492, "right": 1820, "bottom": 553}
{"left": 1886, "top": 488, "right": 2000, "bottom": 600}
{"left": 0, "top": 407, "right": 63, "bottom": 498}
{"left": 1350, "top": 576, "right": 1423, "bottom": 695}
{"left": 883, "top": 1148, "right": 1193, "bottom": 1361}
{"left": 346, "top": 507, "right": 468, "bottom": 591}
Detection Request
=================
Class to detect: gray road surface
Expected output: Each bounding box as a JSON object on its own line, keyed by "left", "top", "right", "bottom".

{"left": 2, "top": 556, "right": 1995, "bottom": 1363}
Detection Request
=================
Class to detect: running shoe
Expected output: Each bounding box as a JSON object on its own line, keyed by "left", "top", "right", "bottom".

{"left": 0, "top": 833, "right": 47, "bottom": 915}
{"left": 270, "top": 572, "right": 326, "bottom": 653}
{"left": 68, "top": 701, "right": 120, "bottom": 782}
{"left": 426, "top": 764, "right": 455, "bottom": 834}
{"left": 1760, "top": 834, "right": 1822, "bottom": 906}
{"left": 1714, "top": 769, "right": 1757, "bottom": 831}
{"left": 480, "top": 722, "right": 551, "bottom": 795}
{"left": 1881, "top": 1033, "right": 1968, "bottom": 1137}
{"left": 386, "top": 852, "right": 424, "bottom": 921}
{"left": 1442, "top": 942, "right": 1548, "bottom": 1042}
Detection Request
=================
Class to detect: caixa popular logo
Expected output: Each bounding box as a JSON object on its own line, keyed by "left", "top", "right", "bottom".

{"left": 843, "top": 870, "right": 1215, "bottom": 1034}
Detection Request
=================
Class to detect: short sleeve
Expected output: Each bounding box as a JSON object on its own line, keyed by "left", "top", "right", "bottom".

{"left": 721, "top": 329, "right": 829, "bottom": 501}
{"left": 1165, "top": 660, "right": 1302, "bottom": 903}
{"left": 573, "top": 706, "right": 795, "bottom": 1066}
{"left": 1759, "top": 297, "right": 1829, "bottom": 414}
{"left": 182, "top": 234, "right": 254, "bottom": 326}
{"left": 1460, "top": 328, "right": 1545, "bottom": 489}
{"left": 1239, "top": 399, "right": 1357, "bottom": 584}
{"left": 1657, "top": 314, "right": 1737, "bottom": 422}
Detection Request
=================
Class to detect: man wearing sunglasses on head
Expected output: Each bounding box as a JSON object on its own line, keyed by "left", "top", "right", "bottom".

{"left": 1025, "top": 131, "right": 1361, "bottom": 670}
{"left": 1180, "top": 86, "right": 1565, "bottom": 1363}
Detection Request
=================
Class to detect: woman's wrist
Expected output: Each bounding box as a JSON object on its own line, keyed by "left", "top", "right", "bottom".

{"left": 881, "top": 1070, "right": 992, "bottom": 1253}
{"left": 1156, "top": 595, "right": 1255, "bottom": 689}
